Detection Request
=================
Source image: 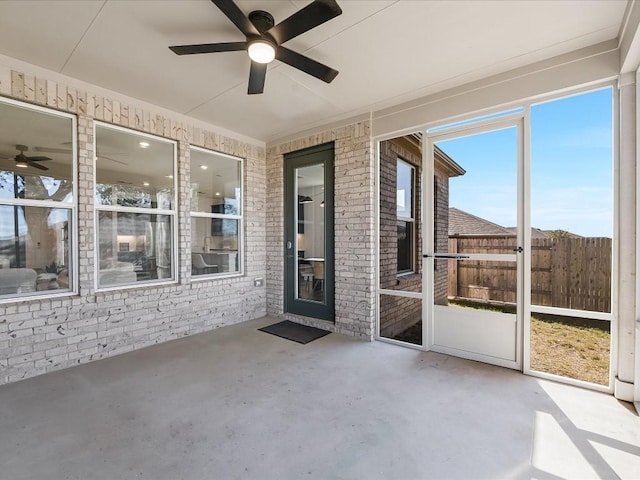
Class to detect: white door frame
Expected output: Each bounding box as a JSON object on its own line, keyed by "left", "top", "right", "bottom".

{"left": 424, "top": 114, "right": 528, "bottom": 370}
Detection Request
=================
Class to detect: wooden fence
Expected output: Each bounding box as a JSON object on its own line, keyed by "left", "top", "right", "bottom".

{"left": 448, "top": 236, "right": 612, "bottom": 313}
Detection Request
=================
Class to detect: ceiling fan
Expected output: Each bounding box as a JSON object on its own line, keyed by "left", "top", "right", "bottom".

{"left": 0, "top": 145, "right": 51, "bottom": 171}
{"left": 169, "top": 0, "right": 342, "bottom": 94}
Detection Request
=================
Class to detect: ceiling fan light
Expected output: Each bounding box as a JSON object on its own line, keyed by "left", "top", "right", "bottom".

{"left": 15, "top": 161, "right": 29, "bottom": 168}
{"left": 248, "top": 40, "right": 276, "bottom": 64}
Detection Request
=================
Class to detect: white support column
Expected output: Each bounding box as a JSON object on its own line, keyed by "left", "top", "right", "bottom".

{"left": 612, "top": 74, "right": 640, "bottom": 401}
{"left": 635, "top": 69, "right": 640, "bottom": 410}
{"left": 616, "top": 73, "right": 636, "bottom": 402}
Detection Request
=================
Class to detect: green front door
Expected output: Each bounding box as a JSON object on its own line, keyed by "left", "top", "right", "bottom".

{"left": 284, "top": 143, "right": 334, "bottom": 321}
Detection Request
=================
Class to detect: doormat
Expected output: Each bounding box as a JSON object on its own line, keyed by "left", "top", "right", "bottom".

{"left": 258, "top": 320, "right": 331, "bottom": 344}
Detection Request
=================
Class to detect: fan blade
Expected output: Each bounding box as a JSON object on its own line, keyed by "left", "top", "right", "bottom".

{"left": 211, "top": 0, "right": 259, "bottom": 37}
{"left": 25, "top": 156, "right": 51, "bottom": 162}
{"left": 99, "top": 155, "right": 128, "bottom": 166}
{"left": 268, "top": 0, "right": 342, "bottom": 45}
{"left": 276, "top": 46, "right": 338, "bottom": 83}
{"left": 34, "top": 146, "right": 71, "bottom": 154}
{"left": 29, "top": 162, "right": 49, "bottom": 171}
{"left": 248, "top": 61, "right": 267, "bottom": 95}
{"left": 169, "top": 42, "right": 246, "bottom": 55}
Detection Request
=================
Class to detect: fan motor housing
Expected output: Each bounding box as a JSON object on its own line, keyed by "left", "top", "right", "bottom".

{"left": 248, "top": 10, "right": 275, "bottom": 34}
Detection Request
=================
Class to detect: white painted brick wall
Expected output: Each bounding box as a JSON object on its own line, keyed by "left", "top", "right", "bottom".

{"left": 0, "top": 66, "right": 267, "bottom": 385}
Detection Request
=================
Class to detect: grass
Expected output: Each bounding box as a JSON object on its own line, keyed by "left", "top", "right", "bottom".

{"left": 393, "top": 299, "right": 610, "bottom": 386}
{"left": 530, "top": 312, "right": 610, "bottom": 385}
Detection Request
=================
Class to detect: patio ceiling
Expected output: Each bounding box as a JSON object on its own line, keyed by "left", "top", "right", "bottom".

{"left": 0, "top": 0, "right": 629, "bottom": 143}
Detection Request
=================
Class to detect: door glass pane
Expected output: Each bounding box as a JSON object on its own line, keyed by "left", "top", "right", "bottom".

{"left": 295, "top": 164, "right": 325, "bottom": 303}
{"left": 444, "top": 258, "right": 518, "bottom": 306}
{"left": 436, "top": 127, "right": 518, "bottom": 254}
{"left": 430, "top": 127, "right": 519, "bottom": 365}
{"left": 435, "top": 127, "right": 518, "bottom": 303}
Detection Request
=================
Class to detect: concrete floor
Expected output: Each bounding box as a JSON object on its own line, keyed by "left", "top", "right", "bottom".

{"left": 1, "top": 316, "right": 639, "bottom": 480}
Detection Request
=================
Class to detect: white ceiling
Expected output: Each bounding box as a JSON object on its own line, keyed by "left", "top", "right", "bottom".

{"left": 0, "top": 0, "right": 629, "bottom": 143}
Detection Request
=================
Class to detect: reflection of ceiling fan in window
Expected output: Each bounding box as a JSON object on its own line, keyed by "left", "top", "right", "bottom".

{"left": 34, "top": 145, "right": 129, "bottom": 166}
{"left": 96, "top": 151, "right": 128, "bottom": 166}
{"left": 0, "top": 145, "right": 52, "bottom": 170}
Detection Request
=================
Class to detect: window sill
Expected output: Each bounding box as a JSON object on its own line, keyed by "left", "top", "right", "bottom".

{"left": 190, "top": 271, "right": 244, "bottom": 282}
{"left": 0, "top": 289, "right": 77, "bottom": 305}
{"left": 95, "top": 278, "right": 178, "bottom": 293}
{"left": 396, "top": 272, "right": 421, "bottom": 284}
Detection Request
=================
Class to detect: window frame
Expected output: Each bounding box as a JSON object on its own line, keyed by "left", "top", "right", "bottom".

{"left": 0, "top": 96, "right": 78, "bottom": 303}
{"left": 396, "top": 157, "right": 416, "bottom": 275}
{"left": 189, "top": 145, "right": 244, "bottom": 280}
{"left": 93, "top": 121, "right": 178, "bottom": 291}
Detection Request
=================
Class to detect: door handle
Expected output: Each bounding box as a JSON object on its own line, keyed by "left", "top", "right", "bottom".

{"left": 423, "top": 253, "right": 470, "bottom": 259}
{"left": 287, "top": 241, "right": 292, "bottom": 250}
{"left": 513, "top": 246, "right": 523, "bottom": 253}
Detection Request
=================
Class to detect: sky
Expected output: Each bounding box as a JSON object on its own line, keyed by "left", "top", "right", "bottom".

{"left": 435, "top": 88, "right": 613, "bottom": 238}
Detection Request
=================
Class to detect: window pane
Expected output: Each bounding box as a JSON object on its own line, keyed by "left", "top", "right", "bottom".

{"left": 397, "top": 160, "right": 413, "bottom": 218}
{"left": 397, "top": 220, "right": 413, "bottom": 272}
{"left": 530, "top": 313, "right": 610, "bottom": 386}
{"left": 189, "top": 148, "right": 241, "bottom": 215}
{"left": 0, "top": 171, "right": 74, "bottom": 203}
{"left": 97, "top": 211, "right": 173, "bottom": 287}
{"left": 0, "top": 206, "right": 71, "bottom": 296}
{"left": 95, "top": 125, "right": 175, "bottom": 208}
{"left": 379, "top": 293, "right": 422, "bottom": 346}
{"left": 0, "top": 101, "right": 73, "bottom": 202}
{"left": 531, "top": 88, "right": 613, "bottom": 313}
{"left": 190, "top": 217, "right": 239, "bottom": 276}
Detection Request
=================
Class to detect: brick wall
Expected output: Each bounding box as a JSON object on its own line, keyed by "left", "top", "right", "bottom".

{"left": 0, "top": 67, "right": 267, "bottom": 385}
{"left": 265, "top": 122, "right": 375, "bottom": 339}
{"left": 433, "top": 171, "right": 449, "bottom": 305}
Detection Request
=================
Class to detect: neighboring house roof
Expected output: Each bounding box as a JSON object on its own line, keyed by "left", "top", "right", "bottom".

{"left": 448, "top": 208, "right": 512, "bottom": 236}
{"left": 450, "top": 209, "right": 582, "bottom": 238}
{"left": 541, "top": 229, "right": 582, "bottom": 238}
{"left": 396, "top": 134, "right": 466, "bottom": 178}
{"left": 435, "top": 145, "right": 466, "bottom": 178}
{"left": 504, "top": 227, "right": 548, "bottom": 239}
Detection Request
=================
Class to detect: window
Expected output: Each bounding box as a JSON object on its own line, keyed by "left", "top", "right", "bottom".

{"left": 94, "top": 123, "right": 176, "bottom": 288}
{"left": 189, "top": 147, "right": 242, "bottom": 277}
{"left": 397, "top": 159, "right": 415, "bottom": 274}
{"left": 0, "top": 97, "right": 75, "bottom": 301}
